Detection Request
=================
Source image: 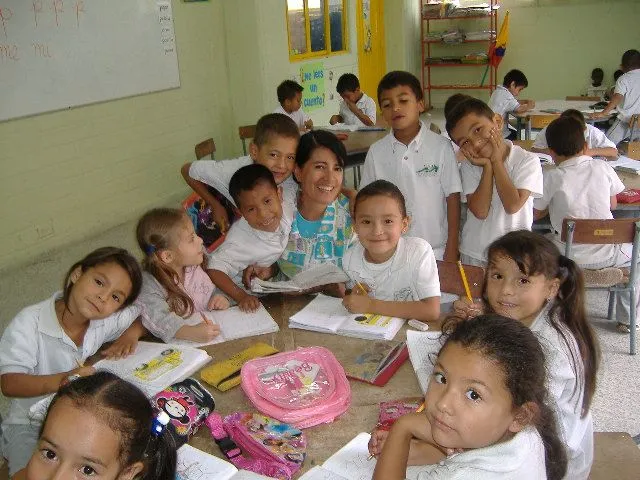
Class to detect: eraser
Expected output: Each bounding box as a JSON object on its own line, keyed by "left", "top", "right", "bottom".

{"left": 408, "top": 319, "right": 430, "bottom": 332}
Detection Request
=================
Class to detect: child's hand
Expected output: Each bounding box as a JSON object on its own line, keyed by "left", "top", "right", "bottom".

{"left": 461, "top": 145, "right": 491, "bottom": 168}
{"left": 452, "top": 297, "right": 484, "bottom": 319}
{"left": 208, "top": 294, "right": 231, "bottom": 310}
{"left": 342, "top": 289, "right": 372, "bottom": 313}
{"left": 195, "top": 322, "right": 221, "bottom": 342}
{"left": 368, "top": 428, "right": 390, "bottom": 458}
{"left": 101, "top": 334, "right": 139, "bottom": 360}
{"left": 487, "top": 129, "right": 504, "bottom": 166}
{"left": 242, "top": 264, "right": 275, "bottom": 288}
{"left": 238, "top": 294, "right": 261, "bottom": 312}
{"left": 330, "top": 114, "right": 341, "bottom": 125}
{"left": 346, "top": 100, "right": 360, "bottom": 114}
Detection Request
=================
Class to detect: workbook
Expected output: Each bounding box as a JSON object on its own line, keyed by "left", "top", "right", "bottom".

{"left": 177, "top": 444, "right": 274, "bottom": 480}
{"left": 609, "top": 155, "right": 640, "bottom": 175}
{"left": 344, "top": 340, "right": 408, "bottom": 386}
{"left": 172, "top": 304, "right": 280, "bottom": 347}
{"left": 288, "top": 294, "right": 405, "bottom": 341}
{"left": 406, "top": 329, "right": 444, "bottom": 394}
{"left": 298, "top": 432, "right": 422, "bottom": 480}
{"left": 250, "top": 263, "right": 350, "bottom": 294}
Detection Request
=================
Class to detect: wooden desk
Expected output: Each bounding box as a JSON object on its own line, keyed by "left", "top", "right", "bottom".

{"left": 339, "top": 129, "right": 388, "bottom": 187}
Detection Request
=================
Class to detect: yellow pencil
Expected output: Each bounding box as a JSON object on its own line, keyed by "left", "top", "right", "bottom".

{"left": 355, "top": 281, "right": 368, "bottom": 295}
{"left": 76, "top": 358, "right": 84, "bottom": 368}
{"left": 457, "top": 261, "right": 473, "bottom": 301}
{"left": 201, "top": 312, "right": 213, "bottom": 326}
{"left": 415, "top": 401, "right": 425, "bottom": 413}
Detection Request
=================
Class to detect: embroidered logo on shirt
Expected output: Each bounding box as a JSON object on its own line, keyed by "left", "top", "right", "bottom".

{"left": 416, "top": 164, "right": 439, "bottom": 177}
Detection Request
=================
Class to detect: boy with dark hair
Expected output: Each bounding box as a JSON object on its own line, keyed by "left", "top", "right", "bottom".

{"left": 329, "top": 73, "right": 376, "bottom": 127}
{"left": 207, "top": 164, "right": 292, "bottom": 312}
{"left": 182, "top": 113, "right": 299, "bottom": 230}
{"left": 533, "top": 116, "right": 636, "bottom": 333}
{"left": 586, "top": 67, "right": 607, "bottom": 99}
{"left": 274, "top": 79, "right": 313, "bottom": 130}
{"left": 360, "top": 71, "right": 462, "bottom": 262}
{"left": 446, "top": 97, "right": 542, "bottom": 266}
{"left": 532, "top": 109, "right": 617, "bottom": 158}
{"left": 488, "top": 69, "right": 535, "bottom": 140}
{"left": 595, "top": 49, "right": 640, "bottom": 144}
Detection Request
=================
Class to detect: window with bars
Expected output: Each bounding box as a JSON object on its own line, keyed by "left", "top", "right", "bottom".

{"left": 286, "top": 0, "right": 347, "bottom": 61}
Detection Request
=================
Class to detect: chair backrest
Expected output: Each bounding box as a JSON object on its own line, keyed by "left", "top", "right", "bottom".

{"left": 513, "top": 139, "right": 534, "bottom": 151}
{"left": 566, "top": 95, "right": 600, "bottom": 101}
{"left": 561, "top": 218, "right": 640, "bottom": 247}
{"left": 529, "top": 114, "right": 558, "bottom": 130}
{"left": 239, "top": 124, "right": 257, "bottom": 155}
{"left": 195, "top": 138, "right": 216, "bottom": 160}
{"left": 437, "top": 260, "right": 485, "bottom": 298}
{"left": 628, "top": 142, "right": 640, "bottom": 160}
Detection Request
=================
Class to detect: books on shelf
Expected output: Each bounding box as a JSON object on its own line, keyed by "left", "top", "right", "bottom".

{"left": 344, "top": 340, "right": 409, "bottom": 386}
{"left": 250, "top": 263, "right": 349, "bottom": 294}
{"left": 288, "top": 294, "right": 405, "bottom": 341}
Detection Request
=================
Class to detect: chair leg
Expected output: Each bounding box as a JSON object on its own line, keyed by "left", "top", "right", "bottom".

{"left": 242, "top": 139, "right": 247, "bottom": 156}
{"left": 630, "top": 287, "right": 636, "bottom": 355}
{"left": 607, "top": 291, "right": 616, "bottom": 320}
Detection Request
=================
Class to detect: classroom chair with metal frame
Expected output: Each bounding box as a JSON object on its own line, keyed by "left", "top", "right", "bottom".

{"left": 239, "top": 124, "right": 257, "bottom": 155}
{"left": 436, "top": 260, "right": 484, "bottom": 299}
{"left": 195, "top": 138, "right": 216, "bottom": 160}
{"left": 562, "top": 218, "right": 640, "bottom": 355}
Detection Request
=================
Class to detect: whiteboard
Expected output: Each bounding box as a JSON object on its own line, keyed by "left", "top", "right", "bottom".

{"left": 0, "top": 0, "right": 180, "bottom": 122}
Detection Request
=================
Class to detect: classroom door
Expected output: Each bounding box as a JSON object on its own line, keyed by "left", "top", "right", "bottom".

{"left": 356, "top": 0, "right": 386, "bottom": 111}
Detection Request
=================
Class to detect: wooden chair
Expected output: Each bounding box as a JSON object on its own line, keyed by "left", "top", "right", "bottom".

{"left": 562, "top": 218, "right": 640, "bottom": 354}
{"left": 436, "top": 260, "right": 484, "bottom": 298}
{"left": 513, "top": 139, "right": 534, "bottom": 151}
{"left": 628, "top": 142, "right": 640, "bottom": 160}
{"left": 528, "top": 114, "right": 558, "bottom": 130}
{"left": 194, "top": 138, "right": 216, "bottom": 160}
{"left": 239, "top": 124, "right": 257, "bottom": 155}
{"left": 566, "top": 95, "right": 601, "bottom": 101}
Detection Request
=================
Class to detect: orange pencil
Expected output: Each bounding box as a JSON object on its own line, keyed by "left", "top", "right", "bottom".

{"left": 201, "top": 312, "right": 213, "bottom": 326}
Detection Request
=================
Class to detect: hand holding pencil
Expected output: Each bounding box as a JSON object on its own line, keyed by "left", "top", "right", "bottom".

{"left": 453, "top": 261, "right": 484, "bottom": 319}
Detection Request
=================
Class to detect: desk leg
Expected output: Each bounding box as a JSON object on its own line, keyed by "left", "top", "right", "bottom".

{"left": 525, "top": 120, "right": 531, "bottom": 141}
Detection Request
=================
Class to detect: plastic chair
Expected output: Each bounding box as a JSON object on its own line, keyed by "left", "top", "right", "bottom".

{"left": 239, "top": 125, "right": 257, "bottom": 155}
{"left": 562, "top": 218, "right": 640, "bottom": 355}
{"left": 195, "top": 138, "right": 216, "bottom": 160}
{"left": 436, "top": 260, "right": 484, "bottom": 298}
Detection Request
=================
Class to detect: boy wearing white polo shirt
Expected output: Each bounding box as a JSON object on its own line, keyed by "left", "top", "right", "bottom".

{"left": 532, "top": 109, "right": 618, "bottom": 158}
{"left": 595, "top": 49, "right": 640, "bottom": 145}
{"left": 329, "top": 73, "right": 377, "bottom": 127}
{"left": 274, "top": 80, "right": 313, "bottom": 130}
{"left": 533, "top": 116, "right": 636, "bottom": 333}
{"left": 359, "top": 71, "right": 462, "bottom": 262}
{"left": 446, "top": 97, "right": 543, "bottom": 266}
{"left": 207, "top": 164, "right": 293, "bottom": 312}
{"left": 488, "top": 69, "right": 535, "bottom": 140}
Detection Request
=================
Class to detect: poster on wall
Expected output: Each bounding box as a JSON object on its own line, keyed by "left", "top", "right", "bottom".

{"left": 300, "top": 62, "right": 325, "bottom": 112}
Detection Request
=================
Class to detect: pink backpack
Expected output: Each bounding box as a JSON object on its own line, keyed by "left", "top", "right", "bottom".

{"left": 240, "top": 346, "right": 351, "bottom": 428}
{"left": 206, "top": 411, "right": 306, "bottom": 480}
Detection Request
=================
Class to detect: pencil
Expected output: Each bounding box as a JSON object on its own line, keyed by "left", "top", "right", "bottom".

{"left": 415, "top": 401, "right": 425, "bottom": 413}
{"left": 76, "top": 357, "right": 84, "bottom": 368}
{"left": 457, "top": 261, "right": 473, "bottom": 301}
{"left": 201, "top": 312, "right": 213, "bottom": 326}
{"left": 355, "top": 281, "right": 368, "bottom": 295}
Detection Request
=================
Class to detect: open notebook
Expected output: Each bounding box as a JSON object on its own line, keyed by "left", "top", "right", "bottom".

{"left": 251, "top": 263, "right": 350, "bottom": 294}
{"left": 298, "top": 432, "right": 422, "bottom": 480}
{"left": 172, "top": 304, "right": 279, "bottom": 347}
{"left": 407, "top": 330, "right": 443, "bottom": 394}
{"left": 177, "top": 444, "right": 274, "bottom": 480}
{"left": 289, "top": 294, "right": 405, "bottom": 341}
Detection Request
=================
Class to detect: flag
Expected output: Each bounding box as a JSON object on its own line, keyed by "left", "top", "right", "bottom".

{"left": 488, "top": 11, "right": 509, "bottom": 67}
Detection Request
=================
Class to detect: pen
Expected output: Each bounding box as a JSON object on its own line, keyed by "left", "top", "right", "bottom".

{"left": 457, "top": 261, "right": 473, "bottom": 301}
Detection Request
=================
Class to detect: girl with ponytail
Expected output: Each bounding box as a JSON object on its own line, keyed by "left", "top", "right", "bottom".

{"left": 371, "top": 315, "right": 567, "bottom": 480}
{"left": 14, "top": 372, "right": 177, "bottom": 480}
{"left": 454, "top": 230, "right": 599, "bottom": 479}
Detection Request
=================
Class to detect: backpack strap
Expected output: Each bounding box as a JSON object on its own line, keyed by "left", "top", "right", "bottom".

{"left": 205, "top": 413, "right": 242, "bottom": 460}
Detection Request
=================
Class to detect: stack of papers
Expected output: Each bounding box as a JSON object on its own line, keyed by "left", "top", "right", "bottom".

{"left": 289, "top": 294, "right": 405, "bottom": 341}
{"left": 609, "top": 155, "right": 640, "bottom": 175}
{"left": 251, "top": 263, "right": 349, "bottom": 294}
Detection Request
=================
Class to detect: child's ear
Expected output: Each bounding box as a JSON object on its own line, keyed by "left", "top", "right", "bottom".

{"left": 492, "top": 113, "right": 504, "bottom": 130}
{"left": 508, "top": 401, "right": 538, "bottom": 434}
{"left": 547, "top": 277, "right": 561, "bottom": 300}
{"left": 248, "top": 142, "right": 259, "bottom": 160}
{"left": 70, "top": 266, "right": 83, "bottom": 284}
{"left": 277, "top": 185, "right": 283, "bottom": 202}
{"left": 118, "top": 461, "right": 144, "bottom": 480}
{"left": 158, "top": 250, "right": 173, "bottom": 265}
{"left": 402, "top": 216, "right": 411, "bottom": 234}
{"left": 417, "top": 98, "right": 426, "bottom": 114}
{"left": 293, "top": 165, "right": 303, "bottom": 183}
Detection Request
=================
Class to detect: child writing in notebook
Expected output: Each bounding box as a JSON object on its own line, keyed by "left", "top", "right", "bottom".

{"left": 13, "top": 372, "right": 177, "bottom": 480}
{"left": 342, "top": 180, "right": 440, "bottom": 322}
{"left": 136, "top": 207, "right": 230, "bottom": 344}
{"left": 488, "top": 69, "right": 535, "bottom": 140}
{"left": 0, "top": 247, "right": 144, "bottom": 476}
{"left": 370, "top": 315, "right": 567, "bottom": 480}
{"left": 446, "top": 97, "right": 543, "bottom": 266}
{"left": 207, "top": 164, "right": 293, "bottom": 312}
{"left": 453, "top": 230, "right": 599, "bottom": 479}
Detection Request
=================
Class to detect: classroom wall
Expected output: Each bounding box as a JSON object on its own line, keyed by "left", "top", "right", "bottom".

{"left": 0, "top": 0, "right": 234, "bottom": 271}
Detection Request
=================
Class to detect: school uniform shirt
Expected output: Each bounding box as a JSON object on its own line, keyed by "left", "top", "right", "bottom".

{"left": 614, "top": 69, "right": 640, "bottom": 122}
{"left": 413, "top": 426, "right": 546, "bottom": 479}
{"left": 338, "top": 92, "right": 377, "bottom": 126}
{"left": 278, "top": 194, "right": 352, "bottom": 279}
{"left": 342, "top": 236, "right": 440, "bottom": 301}
{"left": 359, "top": 122, "right": 462, "bottom": 254}
{"left": 532, "top": 124, "right": 616, "bottom": 151}
{"left": 273, "top": 104, "right": 311, "bottom": 130}
{"left": 460, "top": 142, "right": 543, "bottom": 262}
{"left": 0, "top": 293, "right": 140, "bottom": 426}
{"left": 207, "top": 202, "right": 294, "bottom": 286}
{"left": 488, "top": 85, "right": 521, "bottom": 138}
{"left": 139, "top": 266, "right": 218, "bottom": 343}
{"left": 189, "top": 157, "right": 299, "bottom": 208}
{"left": 533, "top": 155, "right": 624, "bottom": 266}
{"left": 585, "top": 84, "right": 608, "bottom": 100}
{"left": 530, "top": 303, "right": 593, "bottom": 480}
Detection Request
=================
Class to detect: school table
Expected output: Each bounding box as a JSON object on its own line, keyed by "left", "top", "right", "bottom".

{"left": 180, "top": 293, "right": 640, "bottom": 479}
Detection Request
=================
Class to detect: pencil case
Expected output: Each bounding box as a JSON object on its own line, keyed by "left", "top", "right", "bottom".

{"left": 200, "top": 342, "right": 279, "bottom": 391}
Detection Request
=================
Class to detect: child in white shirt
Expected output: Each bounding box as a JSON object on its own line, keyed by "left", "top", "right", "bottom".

{"left": 595, "top": 49, "right": 640, "bottom": 144}
{"left": 488, "top": 69, "right": 535, "bottom": 140}
{"left": 369, "top": 315, "right": 567, "bottom": 480}
{"left": 446, "top": 97, "right": 543, "bottom": 266}
{"left": 207, "top": 164, "right": 293, "bottom": 312}
{"left": 329, "top": 73, "right": 377, "bottom": 127}
{"left": 273, "top": 79, "right": 313, "bottom": 130}
{"left": 360, "top": 71, "right": 462, "bottom": 262}
{"left": 585, "top": 67, "right": 608, "bottom": 99}
{"left": 136, "top": 208, "right": 230, "bottom": 344}
{"left": 532, "top": 108, "right": 618, "bottom": 158}
{"left": 0, "top": 247, "right": 144, "bottom": 475}
{"left": 342, "top": 180, "right": 440, "bottom": 322}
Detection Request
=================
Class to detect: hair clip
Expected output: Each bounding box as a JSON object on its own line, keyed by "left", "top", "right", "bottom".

{"left": 145, "top": 244, "right": 157, "bottom": 255}
{"left": 151, "top": 411, "right": 170, "bottom": 437}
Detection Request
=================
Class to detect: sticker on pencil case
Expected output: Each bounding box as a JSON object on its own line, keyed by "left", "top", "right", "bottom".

{"left": 134, "top": 348, "right": 184, "bottom": 382}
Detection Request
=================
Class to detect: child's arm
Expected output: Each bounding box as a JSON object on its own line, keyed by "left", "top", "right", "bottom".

{"left": 530, "top": 146, "right": 551, "bottom": 154}
{"left": 345, "top": 100, "right": 375, "bottom": 126}
{"left": 444, "top": 193, "right": 461, "bottom": 262}
{"left": 100, "top": 318, "right": 147, "bottom": 359}
{"left": 586, "top": 146, "right": 618, "bottom": 158}
{"left": 181, "top": 163, "right": 230, "bottom": 232}
{"left": 304, "top": 118, "right": 314, "bottom": 130}
{"left": 330, "top": 114, "right": 344, "bottom": 125}
{"left": 533, "top": 207, "right": 548, "bottom": 220}
{"left": 611, "top": 195, "right": 618, "bottom": 210}
{"left": 1, "top": 367, "right": 95, "bottom": 398}
{"left": 343, "top": 293, "right": 440, "bottom": 322}
{"left": 515, "top": 99, "right": 535, "bottom": 113}
{"left": 463, "top": 157, "right": 494, "bottom": 220}
{"left": 208, "top": 269, "right": 261, "bottom": 312}
{"left": 487, "top": 135, "right": 531, "bottom": 214}
{"left": 594, "top": 93, "right": 623, "bottom": 118}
